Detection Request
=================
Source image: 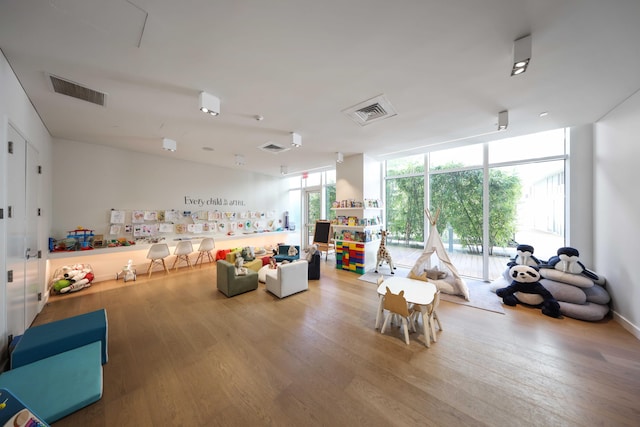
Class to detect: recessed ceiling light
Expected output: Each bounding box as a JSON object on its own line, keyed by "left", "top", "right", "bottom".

{"left": 202, "top": 146, "right": 214, "bottom": 151}
{"left": 539, "top": 111, "right": 549, "bottom": 117}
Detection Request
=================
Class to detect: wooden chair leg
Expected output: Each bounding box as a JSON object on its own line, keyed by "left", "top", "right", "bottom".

{"left": 147, "top": 261, "right": 154, "bottom": 278}
{"left": 162, "top": 258, "right": 169, "bottom": 274}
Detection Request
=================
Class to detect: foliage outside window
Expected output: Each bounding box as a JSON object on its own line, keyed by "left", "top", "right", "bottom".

{"left": 430, "top": 165, "right": 521, "bottom": 255}
{"left": 385, "top": 157, "right": 425, "bottom": 245}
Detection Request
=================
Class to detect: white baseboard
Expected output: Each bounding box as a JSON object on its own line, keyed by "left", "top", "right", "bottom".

{"left": 613, "top": 310, "right": 640, "bottom": 341}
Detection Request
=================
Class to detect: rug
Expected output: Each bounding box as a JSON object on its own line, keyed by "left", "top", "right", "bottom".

{"left": 439, "top": 279, "right": 505, "bottom": 314}
{"left": 359, "top": 269, "right": 504, "bottom": 314}
{"left": 357, "top": 266, "right": 411, "bottom": 284}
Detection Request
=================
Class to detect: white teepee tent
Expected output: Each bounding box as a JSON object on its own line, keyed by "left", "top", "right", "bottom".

{"left": 409, "top": 209, "right": 470, "bottom": 300}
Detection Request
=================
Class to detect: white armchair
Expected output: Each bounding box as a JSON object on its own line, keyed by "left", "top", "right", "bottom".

{"left": 265, "top": 260, "right": 309, "bottom": 298}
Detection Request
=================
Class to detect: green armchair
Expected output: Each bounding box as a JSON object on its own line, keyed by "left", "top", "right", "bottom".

{"left": 216, "top": 260, "right": 258, "bottom": 297}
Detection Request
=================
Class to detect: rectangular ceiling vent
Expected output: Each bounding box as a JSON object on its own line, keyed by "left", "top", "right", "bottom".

{"left": 47, "top": 74, "right": 107, "bottom": 107}
{"left": 258, "top": 142, "right": 290, "bottom": 154}
{"left": 343, "top": 94, "right": 397, "bottom": 126}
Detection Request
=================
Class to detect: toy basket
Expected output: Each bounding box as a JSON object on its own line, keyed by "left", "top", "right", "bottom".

{"left": 49, "top": 263, "right": 94, "bottom": 294}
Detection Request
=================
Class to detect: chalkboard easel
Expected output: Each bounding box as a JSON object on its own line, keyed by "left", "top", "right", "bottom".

{"left": 312, "top": 220, "right": 334, "bottom": 260}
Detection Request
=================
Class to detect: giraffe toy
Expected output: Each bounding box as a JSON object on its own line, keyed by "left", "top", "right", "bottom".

{"left": 375, "top": 230, "right": 396, "bottom": 274}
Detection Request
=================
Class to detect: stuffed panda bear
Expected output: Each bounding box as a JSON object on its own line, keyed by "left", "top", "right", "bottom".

{"left": 496, "top": 264, "right": 561, "bottom": 318}
{"left": 507, "top": 244, "right": 542, "bottom": 267}
{"left": 544, "top": 246, "right": 599, "bottom": 281}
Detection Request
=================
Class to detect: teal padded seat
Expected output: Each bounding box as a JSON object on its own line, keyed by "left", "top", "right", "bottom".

{"left": 0, "top": 341, "right": 103, "bottom": 424}
{"left": 11, "top": 309, "right": 108, "bottom": 369}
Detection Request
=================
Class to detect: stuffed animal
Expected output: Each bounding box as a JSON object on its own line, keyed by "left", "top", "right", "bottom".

{"left": 304, "top": 244, "right": 318, "bottom": 262}
{"left": 543, "top": 247, "right": 599, "bottom": 281}
{"left": 375, "top": 230, "right": 396, "bottom": 274}
{"left": 241, "top": 246, "right": 255, "bottom": 261}
{"left": 288, "top": 245, "right": 298, "bottom": 257}
{"left": 234, "top": 256, "right": 248, "bottom": 276}
{"left": 508, "top": 244, "right": 542, "bottom": 267}
{"left": 496, "top": 264, "right": 561, "bottom": 318}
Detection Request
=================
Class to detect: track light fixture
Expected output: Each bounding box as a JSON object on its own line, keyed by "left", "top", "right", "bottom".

{"left": 290, "top": 132, "right": 302, "bottom": 148}
{"left": 498, "top": 110, "right": 509, "bottom": 131}
{"left": 199, "top": 91, "right": 220, "bottom": 116}
{"left": 280, "top": 165, "right": 288, "bottom": 175}
{"left": 336, "top": 152, "right": 344, "bottom": 163}
{"left": 162, "top": 138, "right": 177, "bottom": 152}
{"left": 511, "top": 35, "right": 532, "bottom": 76}
{"left": 234, "top": 154, "right": 245, "bottom": 166}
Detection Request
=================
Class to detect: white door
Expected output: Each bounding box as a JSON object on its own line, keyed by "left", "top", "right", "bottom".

{"left": 305, "top": 189, "right": 321, "bottom": 247}
{"left": 6, "top": 125, "right": 26, "bottom": 336}
{"left": 25, "top": 141, "right": 41, "bottom": 326}
{"left": 6, "top": 125, "right": 40, "bottom": 336}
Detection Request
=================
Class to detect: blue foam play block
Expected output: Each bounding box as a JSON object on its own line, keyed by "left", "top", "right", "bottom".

{"left": 11, "top": 309, "right": 108, "bottom": 369}
{"left": 0, "top": 341, "right": 103, "bottom": 424}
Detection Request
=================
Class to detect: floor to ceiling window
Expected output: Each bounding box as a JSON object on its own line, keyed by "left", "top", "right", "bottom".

{"left": 385, "top": 129, "right": 566, "bottom": 280}
{"left": 384, "top": 155, "right": 425, "bottom": 266}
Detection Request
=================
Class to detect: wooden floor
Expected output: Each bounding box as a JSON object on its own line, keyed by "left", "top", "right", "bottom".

{"left": 38, "top": 261, "right": 640, "bottom": 426}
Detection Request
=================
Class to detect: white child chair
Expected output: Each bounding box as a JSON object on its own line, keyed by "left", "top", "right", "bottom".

{"left": 194, "top": 238, "right": 215, "bottom": 266}
{"left": 146, "top": 243, "right": 171, "bottom": 278}
{"left": 171, "top": 240, "right": 194, "bottom": 270}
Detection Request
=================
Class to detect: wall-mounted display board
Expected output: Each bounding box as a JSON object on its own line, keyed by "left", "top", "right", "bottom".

{"left": 106, "top": 208, "right": 281, "bottom": 242}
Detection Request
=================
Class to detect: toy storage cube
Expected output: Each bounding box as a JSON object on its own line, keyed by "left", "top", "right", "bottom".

{"left": 11, "top": 309, "right": 108, "bottom": 369}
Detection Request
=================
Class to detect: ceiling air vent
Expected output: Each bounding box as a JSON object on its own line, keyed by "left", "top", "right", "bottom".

{"left": 342, "top": 94, "right": 397, "bottom": 126}
{"left": 47, "top": 74, "right": 107, "bottom": 107}
{"left": 258, "top": 142, "right": 290, "bottom": 154}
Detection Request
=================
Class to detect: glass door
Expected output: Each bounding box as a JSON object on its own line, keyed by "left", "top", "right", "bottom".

{"left": 305, "top": 189, "right": 322, "bottom": 247}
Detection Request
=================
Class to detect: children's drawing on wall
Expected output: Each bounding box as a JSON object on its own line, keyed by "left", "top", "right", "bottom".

{"left": 175, "top": 224, "right": 187, "bottom": 234}
{"left": 110, "top": 210, "right": 125, "bottom": 224}
{"left": 157, "top": 210, "right": 166, "bottom": 221}
{"left": 132, "top": 210, "right": 145, "bottom": 223}
{"left": 110, "top": 224, "right": 121, "bottom": 235}
{"left": 144, "top": 210, "right": 158, "bottom": 221}
{"left": 165, "top": 210, "right": 179, "bottom": 222}
{"left": 124, "top": 224, "right": 132, "bottom": 233}
{"left": 159, "top": 223, "right": 173, "bottom": 233}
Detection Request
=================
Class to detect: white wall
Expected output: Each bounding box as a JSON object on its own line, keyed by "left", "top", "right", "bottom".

{"left": 1, "top": 49, "right": 54, "bottom": 362}
{"left": 594, "top": 90, "right": 640, "bottom": 338}
{"left": 50, "top": 139, "right": 293, "bottom": 280}
{"left": 52, "top": 139, "right": 288, "bottom": 239}
{"left": 567, "top": 124, "right": 595, "bottom": 266}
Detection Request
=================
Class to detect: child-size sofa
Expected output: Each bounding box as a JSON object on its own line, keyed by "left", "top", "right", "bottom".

{"left": 216, "top": 260, "right": 259, "bottom": 297}
{"left": 265, "top": 260, "right": 309, "bottom": 298}
{"left": 273, "top": 245, "right": 300, "bottom": 263}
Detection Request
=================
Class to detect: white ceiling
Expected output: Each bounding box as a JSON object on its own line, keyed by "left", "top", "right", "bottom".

{"left": 1, "top": 0, "right": 639, "bottom": 177}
